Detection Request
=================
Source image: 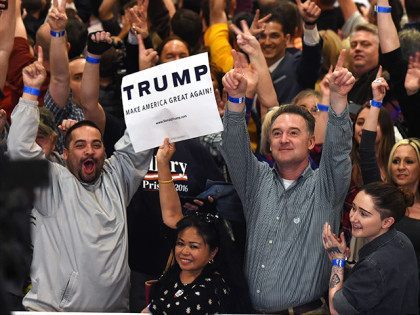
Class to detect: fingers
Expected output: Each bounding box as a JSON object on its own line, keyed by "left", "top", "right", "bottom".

{"left": 335, "top": 49, "right": 347, "bottom": 70}
{"left": 53, "top": 0, "right": 58, "bottom": 8}
{"left": 138, "top": 34, "right": 145, "bottom": 51}
{"left": 252, "top": 9, "right": 260, "bottom": 25}
{"left": 240, "top": 19, "right": 251, "bottom": 35}
{"left": 375, "top": 65, "right": 382, "bottom": 79}
{"left": 232, "top": 49, "right": 241, "bottom": 69}
{"left": 229, "top": 23, "right": 243, "bottom": 37}
{"left": 37, "top": 45, "right": 43, "bottom": 63}
{"left": 259, "top": 12, "right": 272, "bottom": 24}
{"left": 295, "top": 0, "right": 303, "bottom": 7}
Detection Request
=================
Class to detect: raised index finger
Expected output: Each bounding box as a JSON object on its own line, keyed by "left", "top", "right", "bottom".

{"left": 295, "top": 0, "right": 303, "bottom": 8}
{"left": 335, "top": 49, "right": 347, "bottom": 70}
{"left": 37, "top": 45, "right": 44, "bottom": 63}
{"left": 53, "top": 0, "right": 59, "bottom": 8}
{"left": 375, "top": 65, "right": 382, "bottom": 79}
{"left": 58, "top": 0, "right": 66, "bottom": 11}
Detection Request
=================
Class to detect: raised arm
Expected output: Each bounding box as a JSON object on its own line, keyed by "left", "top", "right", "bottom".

{"left": 296, "top": 0, "right": 323, "bottom": 90}
{"left": 80, "top": 31, "right": 112, "bottom": 133}
{"left": 204, "top": 0, "right": 233, "bottom": 73}
{"left": 230, "top": 21, "right": 278, "bottom": 115}
{"left": 359, "top": 67, "right": 388, "bottom": 184}
{"left": 329, "top": 49, "right": 355, "bottom": 115}
{"left": 8, "top": 47, "right": 47, "bottom": 160}
{"left": 0, "top": 0, "right": 16, "bottom": 92}
{"left": 223, "top": 50, "right": 248, "bottom": 113}
{"left": 157, "top": 138, "right": 182, "bottom": 229}
{"left": 376, "top": 0, "right": 399, "bottom": 53}
{"left": 48, "top": 0, "right": 70, "bottom": 108}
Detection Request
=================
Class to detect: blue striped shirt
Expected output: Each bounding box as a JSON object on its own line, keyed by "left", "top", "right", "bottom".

{"left": 221, "top": 108, "right": 352, "bottom": 311}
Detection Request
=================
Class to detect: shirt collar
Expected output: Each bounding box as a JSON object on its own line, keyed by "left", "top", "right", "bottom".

{"left": 358, "top": 228, "right": 397, "bottom": 260}
{"left": 268, "top": 56, "right": 285, "bottom": 73}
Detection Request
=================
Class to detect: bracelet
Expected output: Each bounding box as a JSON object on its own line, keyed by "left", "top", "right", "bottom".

{"left": 158, "top": 179, "right": 174, "bottom": 184}
{"left": 332, "top": 258, "right": 346, "bottom": 268}
{"left": 374, "top": 5, "right": 392, "bottom": 13}
{"left": 50, "top": 30, "right": 66, "bottom": 37}
{"left": 86, "top": 56, "right": 101, "bottom": 64}
{"left": 317, "top": 103, "right": 329, "bottom": 112}
{"left": 23, "top": 86, "right": 41, "bottom": 96}
{"left": 304, "top": 20, "right": 317, "bottom": 26}
{"left": 370, "top": 99, "right": 382, "bottom": 108}
{"left": 228, "top": 95, "right": 246, "bottom": 103}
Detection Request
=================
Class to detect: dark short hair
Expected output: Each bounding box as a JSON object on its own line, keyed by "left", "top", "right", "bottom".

{"left": 66, "top": 14, "right": 88, "bottom": 60}
{"left": 171, "top": 9, "right": 203, "bottom": 53}
{"left": 405, "top": 0, "right": 420, "bottom": 19}
{"left": 361, "top": 182, "right": 414, "bottom": 222}
{"left": 64, "top": 120, "right": 102, "bottom": 149}
{"left": 260, "top": 6, "right": 292, "bottom": 36}
{"left": 176, "top": 212, "right": 220, "bottom": 252}
{"left": 157, "top": 35, "right": 191, "bottom": 58}
{"left": 269, "top": 104, "right": 316, "bottom": 135}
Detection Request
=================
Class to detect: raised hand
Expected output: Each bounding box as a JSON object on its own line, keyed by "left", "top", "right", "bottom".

{"left": 156, "top": 138, "right": 176, "bottom": 166}
{"left": 322, "top": 223, "right": 347, "bottom": 261}
{"left": 128, "top": 0, "right": 149, "bottom": 39}
{"left": 22, "top": 46, "right": 47, "bottom": 90}
{"left": 138, "top": 35, "right": 158, "bottom": 70}
{"left": 405, "top": 52, "right": 420, "bottom": 96}
{"left": 222, "top": 50, "right": 247, "bottom": 97}
{"left": 371, "top": 66, "right": 389, "bottom": 102}
{"left": 296, "top": 0, "right": 321, "bottom": 25}
{"left": 58, "top": 118, "right": 77, "bottom": 133}
{"left": 249, "top": 9, "right": 272, "bottom": 37}
{"left": 230, "top": 20, "right": 262, "bottom": 59}
{"left": 48, "top": 0, "right": 68, "bottom": 32}
{"left": 319, "top": 66, "right": 333, "bottom": 101}
{"left": 329, "top": 49, "right": 355, "bottom": 97}
{"left": 87, "top": 31, "right": 113, "bottom": 57}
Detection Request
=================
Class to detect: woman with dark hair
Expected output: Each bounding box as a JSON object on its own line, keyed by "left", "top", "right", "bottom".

{"left": 341, "top": 71, "right": 395, "bottom": 249}
{"left": 143, "top": 139, "right": 252, "bottom": 314}
{"left": 322, "top": 182, "right": 418, "bottom": 315}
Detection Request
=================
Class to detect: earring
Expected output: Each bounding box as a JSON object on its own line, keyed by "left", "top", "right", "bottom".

{"left": 208, "top": 259, "right": 214, "bottom": 264}
{"left": 269, "top": 146, "right": 272, "bottom": 152}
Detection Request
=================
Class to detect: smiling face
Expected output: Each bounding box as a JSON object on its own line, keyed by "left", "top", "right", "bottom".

{"left": 350, "top": 191, "right": 394, "bottom": 242}
{"left": 354, "top": 107, "right": 382, "bottom": 145}
{"left": 63, "top": 125, "right": 105, "bottom": 183}
{"left": 390, "top": 144, "right": 420, "bottom": 191}
{"left": 175, "top": 227, "right": 218, "bottom": 279}
{"left": 269, "top": 113, "right": 315, "bottom": 171}
{"left": 349, "top": 30, "right": 379, "bottom": 77}
{"left": 258, "top": 21, "right": 289, "bottom": 67}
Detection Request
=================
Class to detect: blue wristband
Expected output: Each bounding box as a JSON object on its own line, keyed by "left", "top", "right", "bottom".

{"left": 23, "top": 86, "right": 41, "bottom": 96}
{"left": 228, "top": 95, "right": 246, "bottom": 103}
{"left": 50, "top": 30, "right": 66, "bottom": 37}
{"left": 370, "top": 99, "right": 382, "bottom": 108}
{"left": 317, "top": 103, "right": 329, "bottom": 112}
{"left": 332, "top": 258, "right": 346, "bottom": 268}
{"left": 374, "top": 5, "right": 392, "bottom": 13}
{"left": 86, "top": 56, "right": 101, "bottom": 64}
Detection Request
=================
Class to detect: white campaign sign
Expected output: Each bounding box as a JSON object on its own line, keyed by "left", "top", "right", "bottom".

{"left": 121, "top": 52, "right": 223, "bottom": 152}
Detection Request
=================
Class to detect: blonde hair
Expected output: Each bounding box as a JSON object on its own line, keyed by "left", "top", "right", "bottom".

{"left": 319, "top": 30, "right": 343, "bottom": 74}
{"left": 260, "top": 106, "right": 281, "bottom": 155}
{"left": 387, "top": 138, "right": 420, "bottom": 192}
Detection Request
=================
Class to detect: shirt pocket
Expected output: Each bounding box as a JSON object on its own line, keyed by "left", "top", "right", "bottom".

{"left": 59, "top": 271, "right": 78, "bottom": 309}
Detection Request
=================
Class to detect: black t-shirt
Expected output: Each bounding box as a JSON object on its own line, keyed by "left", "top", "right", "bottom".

{"left": 127, "top": 138, "right": 224, "bottom": 276}
{"left": 103, "top": 111, "right": 125, "bottom": 157}
{"left": 316, "top": 8, "right": 344, "bottom": 32}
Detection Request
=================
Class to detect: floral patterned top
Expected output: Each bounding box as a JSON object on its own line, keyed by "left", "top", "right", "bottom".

{"left": 149, "top": 269, "right": 231, "bottom": 315}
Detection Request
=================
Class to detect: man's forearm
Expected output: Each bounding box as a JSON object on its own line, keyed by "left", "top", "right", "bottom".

{"left": 377, "top": 0, "right": 400, "bottom": 53}
{"left": 49, "top": 31, "right": 70, "bottom": 108}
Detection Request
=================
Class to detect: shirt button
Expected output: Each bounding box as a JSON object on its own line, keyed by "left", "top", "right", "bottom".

{"left": 268, "top": 240, "right": 273, "bottom": 244}
{"left": 257, "top": 290, "right": 260, "bottom": 294}
{"left": 293, "top": 217, "right": 300, "bottom": 224}
{"left": 261, "top": 264, "right": 265, "bottom": 269}
{"left": 276, "top": 216, "right": 280, "bottom": 220}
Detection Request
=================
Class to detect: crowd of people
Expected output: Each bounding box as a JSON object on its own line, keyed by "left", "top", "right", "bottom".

{"left": 0, "top": 0, "right": 419, "bottom": 313}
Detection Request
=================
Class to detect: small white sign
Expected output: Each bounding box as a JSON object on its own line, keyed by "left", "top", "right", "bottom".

{"left": 121, "top": 53, "right": 223, "bottom": 152}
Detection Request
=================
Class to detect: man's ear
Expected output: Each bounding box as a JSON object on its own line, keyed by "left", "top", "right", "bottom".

{"left": 63, "top": 148, "right": 68, "bottom": 160}
{"left": 308, "top": 134, "right": 316, "bottom": 150}
{"left": 66, "top": 42, "right": 71, "bottom": 53}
